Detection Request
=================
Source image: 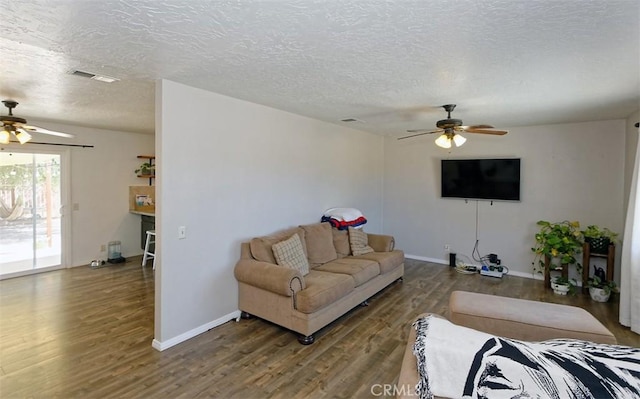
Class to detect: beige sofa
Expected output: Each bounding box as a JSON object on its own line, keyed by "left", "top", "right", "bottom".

{"left": 234, "top": 222, "right": 404, "bottom": 344}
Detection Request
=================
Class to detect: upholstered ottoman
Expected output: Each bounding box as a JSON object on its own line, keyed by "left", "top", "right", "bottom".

{"left": 449, "top": 290, "right": 617, "bottom": 344}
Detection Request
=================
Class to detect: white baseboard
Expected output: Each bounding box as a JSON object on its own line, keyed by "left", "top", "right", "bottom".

{"left": 152, "top": 310, "right": 241, "bottom": 351}
{"left": 507, "top": 270, "right": 540, "bottom": 280}
{"left": 405, "top": 254, "right": 448, "bottom": 264}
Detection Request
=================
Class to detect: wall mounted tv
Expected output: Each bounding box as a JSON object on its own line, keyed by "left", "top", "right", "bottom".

{"left": 441, "top": 158, "right": 521, "bottom": 201}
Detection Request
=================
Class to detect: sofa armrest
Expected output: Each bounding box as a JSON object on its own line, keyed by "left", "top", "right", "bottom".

{"left": 234, "top": 259, "right": 305, "bottom": 296}
{"left": 367, "top": 233, "right": 395, "bottom": 252}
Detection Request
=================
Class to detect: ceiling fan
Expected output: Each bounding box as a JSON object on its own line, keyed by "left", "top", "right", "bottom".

{"left": 1, "top": 100, "right": 74, "bottom": 145}
{"left": 398, "top": 104, "right": 507, "bottom": 148}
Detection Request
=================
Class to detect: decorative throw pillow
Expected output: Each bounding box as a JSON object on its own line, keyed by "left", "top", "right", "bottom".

{"left": 348, "top": 226, "right": 374, "bottom": 256}
{"left": 272, "top": 234, "right": 310, "bottom": 276}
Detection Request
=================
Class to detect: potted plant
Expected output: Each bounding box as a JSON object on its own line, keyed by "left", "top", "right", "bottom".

{"left": 135, "top": 162, "right": 155, "bottom": 176}
{"left": 531, "top": 220, "right": 584, "bottom": 275}
{"left": 586, "top": 275, "right": 618, "bottom": 302}
{"left": 551, "top": 276, "right": 576, "bottom": 296}
{"left": 581, "top": 225, "right": 618, "bottom": 254}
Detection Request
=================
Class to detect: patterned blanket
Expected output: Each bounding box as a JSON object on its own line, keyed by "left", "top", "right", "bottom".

{"left": 413, "top": 315, "right": 640, "bottom": 399}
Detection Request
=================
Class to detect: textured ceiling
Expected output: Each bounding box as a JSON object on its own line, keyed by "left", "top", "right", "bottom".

{"left": 0, "top": 0, "right": 638, "bottom": 137}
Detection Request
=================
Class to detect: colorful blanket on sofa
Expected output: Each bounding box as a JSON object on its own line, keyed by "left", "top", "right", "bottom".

{"left": 412, "top": 315, "right": 640, "bottom": 399}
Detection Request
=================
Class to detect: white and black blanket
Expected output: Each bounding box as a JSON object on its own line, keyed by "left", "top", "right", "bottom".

{"left": 413, "top": 315, "right": 640, "bottom": 399}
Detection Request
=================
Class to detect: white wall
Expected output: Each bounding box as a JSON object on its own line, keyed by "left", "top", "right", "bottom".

{"left": 383, "top": 119, "right": 626, "bottom": 281}
{"left": 155, "top": 79, "right": 384, "bottom": 347}
{"left": 8, "top": 120, "right": 155, "bottom": 267}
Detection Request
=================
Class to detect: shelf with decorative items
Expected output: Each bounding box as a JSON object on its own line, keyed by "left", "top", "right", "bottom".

{"left": 135, "top": 155, "right": 155, "bottom": 185}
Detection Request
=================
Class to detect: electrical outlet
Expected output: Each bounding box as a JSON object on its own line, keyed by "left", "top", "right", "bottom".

{"left": 100, "top": 244, "right": 106, "bottom": 252}
{"left": 444, "top": 244, "right": 451, "bottom": 252}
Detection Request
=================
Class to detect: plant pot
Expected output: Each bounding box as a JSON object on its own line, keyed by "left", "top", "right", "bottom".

{"left": 553, "top": 284, "right": 570, "bottom": 295}
{"left": 589, "top": 287, "right": 611, "bottom": 302}
{"left": 586, "top": 237, "right": 610, "bottom": 254}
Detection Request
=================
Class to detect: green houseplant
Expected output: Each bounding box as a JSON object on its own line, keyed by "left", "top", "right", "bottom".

{"left": 551, "top": 276, "right": 577, "bottom": 296}
{"left": 135, "top": 162, "right": 155, "bottom": 176}
{"left": 581, "top": 225, "right": 618, "bottom": 254}
{"left": 531, "top": 220, "right": 584, "bottom": 274}
{"left": 586, "top": 275, "right": 618, "bottom": 302}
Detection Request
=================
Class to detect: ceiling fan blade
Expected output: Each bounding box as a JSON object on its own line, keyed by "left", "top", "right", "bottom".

{"left": 464, "top": 128, "right": 508, "bottom": 135}
{"left": 398, "top": 129, "right": 442, "bottom": 140}
{"left": 406, "top": 128, "right": 441, "bottom": 134}
{"left": 460, "top": 124, "right": 495, "bottom": 130}
{"left": 23, "top": 124, "right": 75, "bottom": 138}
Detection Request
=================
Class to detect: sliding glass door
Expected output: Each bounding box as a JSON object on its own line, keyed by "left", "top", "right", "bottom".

{"left": 0, "top": 151, "right": 64, "bottom": 277}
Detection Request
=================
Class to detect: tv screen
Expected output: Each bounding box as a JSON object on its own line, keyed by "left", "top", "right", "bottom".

{"left": 441, "top": 158, "right": 521, "bottom": 201}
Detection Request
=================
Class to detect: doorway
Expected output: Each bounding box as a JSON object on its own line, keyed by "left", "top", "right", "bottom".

{"left": 0, "top": 150, "right": 67, "bottom": 278}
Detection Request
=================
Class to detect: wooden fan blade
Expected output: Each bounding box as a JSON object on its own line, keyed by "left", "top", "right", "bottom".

{"left": 398, "top": 129, "right": 442, "bottom": 140}
{"left": 461, "top": 124, "right": 494, "bottom": 130}
{"left": 464, "top": 128, "right": 508, "bottom": 135}
{"left": 406, "top": 128, "right": 441, "bottom": 134}
{"left": 23, "top": 124, "right": 75, "bottom": 138}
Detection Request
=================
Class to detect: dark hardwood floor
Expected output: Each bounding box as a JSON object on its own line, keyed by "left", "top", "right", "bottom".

{"left": 1, "top": 258, "right": 637, "bottom": 398}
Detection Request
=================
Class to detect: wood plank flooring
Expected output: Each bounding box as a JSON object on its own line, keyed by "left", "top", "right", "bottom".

{"left": 1, "top": 258, "right": 638, "bottom": 398}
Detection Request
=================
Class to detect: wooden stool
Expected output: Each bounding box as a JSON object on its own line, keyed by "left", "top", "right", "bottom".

{"left": 142, "top": 230, "right": 156, "bottom": 269}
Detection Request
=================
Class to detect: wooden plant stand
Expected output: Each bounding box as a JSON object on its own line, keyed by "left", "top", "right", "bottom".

{"left": 582, "top": 242, "right": 615, "bottom": 293}
{"left": 543, "top": 255, "right": 568, "bottom": 288}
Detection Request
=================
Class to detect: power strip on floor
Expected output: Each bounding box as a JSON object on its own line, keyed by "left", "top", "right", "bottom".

{"left": 480, "top": 269, "right": 504, "bottom": 278}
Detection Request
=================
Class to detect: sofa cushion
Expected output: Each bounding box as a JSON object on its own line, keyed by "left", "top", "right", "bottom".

{"left": 250, "top": 227, "right": 307, "bottom": 264}
{"left": 300, "top": 222, "right": 338, "bottom": 267}
{"left": 272, "top": 233, "right": 310, "bottom": 276}
{"left": 332, "top": 228, "right": 351, "bottom": 258}
{"left": 348, "top": 226, "right": 374, "bottom": 256}
{"left": 295, "top": 270, "right": 355, "bottom": 314}
{"left": 352, "top": 250, "right": 404, "bottom": 274}
{"left": 314, "top": 258, "right": 380, "bottom": 287}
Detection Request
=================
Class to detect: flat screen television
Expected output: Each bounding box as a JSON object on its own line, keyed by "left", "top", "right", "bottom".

{"left": 441, "top": 158, "right": 521, "bottom": 201}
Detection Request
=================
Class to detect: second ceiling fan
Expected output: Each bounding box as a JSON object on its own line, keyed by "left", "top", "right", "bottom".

{"left": 1, "top": 100, "right": 74, "bottom": 144}
{"left": 398, "top": 104, "right": 508, "bottom": 148}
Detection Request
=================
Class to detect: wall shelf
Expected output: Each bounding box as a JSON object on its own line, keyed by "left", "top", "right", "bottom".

{"left": 136, "top": 155, "right": 156, "bottom": 185}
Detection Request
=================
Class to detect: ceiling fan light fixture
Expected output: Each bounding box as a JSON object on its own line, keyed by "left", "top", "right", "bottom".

{"left": 15, "top": 129, "right": 32, "bottom": 144}
{"left": 453, "top": 134, "right": 467, "bottom": 147}
{"left": 435, "top": 134, "right": 452, "bottom": 148}
{"left": 0, "top": 128, "right": 10, "bottom": 144}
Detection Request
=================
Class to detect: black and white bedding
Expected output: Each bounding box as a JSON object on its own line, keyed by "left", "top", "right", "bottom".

{"left": 412, "top": 315, "right": 640, "bottom": 399}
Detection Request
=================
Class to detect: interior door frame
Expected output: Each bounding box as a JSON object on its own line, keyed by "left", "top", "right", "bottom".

{"left": 0, "top": 145, "right": 71, "bottom": 278}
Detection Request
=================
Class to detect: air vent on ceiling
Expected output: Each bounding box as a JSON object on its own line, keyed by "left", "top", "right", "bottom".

{"left": 70, "top": 69, "right": 119, "bottom": 83}
{"left": 340, "top": 118, "right": 362, "bottom": 123}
